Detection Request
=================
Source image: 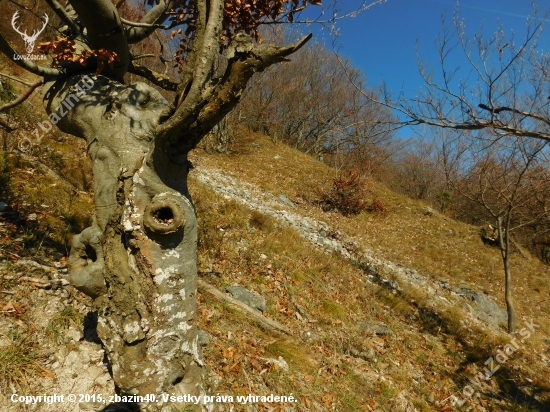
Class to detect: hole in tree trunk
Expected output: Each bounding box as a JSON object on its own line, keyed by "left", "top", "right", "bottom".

{"left": 85, "top": 243, "right": 97, "bottom": 262}
{"left": 143, "top": 194, "right": 186, "bottom": 237}
{"left": 153, "top": 206, "right": 174, "bottom": 225}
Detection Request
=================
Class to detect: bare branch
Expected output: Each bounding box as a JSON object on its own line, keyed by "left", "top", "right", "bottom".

{"left": 0, "top": 79, "right": 43, "bottom": 113}
{"left": 0, "top": 72, "right": 35, "bottom": 87}
{"left": 124, "top": 0, "right": 184, "bottom": 44}
{"left": 127, "top": 61, "right": 177, "bottom": 91}
{"left": 0, "top": 34, "right": 62, "bottom": 77}
{"left": 157, "top": 33, "right": 312, "bottom": 156}
{"left": 44, "top": 0, "right": 80, "bottom": 34}
{"left": 120, "top": 17, "right": 168, "bottom": 29}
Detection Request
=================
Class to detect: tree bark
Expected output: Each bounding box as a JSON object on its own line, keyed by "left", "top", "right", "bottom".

{"left": 498, "top": 215, "right": 515, "bottom": 333}
{"left": 47, "top": 74, "right": 207, "bottom": 410}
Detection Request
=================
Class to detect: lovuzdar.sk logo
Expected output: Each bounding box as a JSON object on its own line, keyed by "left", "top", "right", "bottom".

{"left": 11, "top": 10, "right": 48, "bottom": 60}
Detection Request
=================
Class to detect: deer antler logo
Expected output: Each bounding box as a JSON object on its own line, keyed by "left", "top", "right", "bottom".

{"left": 11, "top": 11, "right": 49, "bottom": 55}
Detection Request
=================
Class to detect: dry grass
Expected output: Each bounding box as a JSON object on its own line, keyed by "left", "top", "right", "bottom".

{"left": 190, "top": 131, "right": 550, "bottom": 411}
{"left": 0, "top": 96, "right": 549, "bottom": 409}
{"left": 0, "top": 329, "right": 50, "bottom": 395}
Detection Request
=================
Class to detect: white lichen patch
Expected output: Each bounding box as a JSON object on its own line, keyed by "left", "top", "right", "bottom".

{"left": 168, "top": 311, "right": 187, "bottom": 321}
{"left": 163, "top": 250, "right": 180, "bottom": 259}
{"left": 156, "top": 294, "right": 174, "bottom": 303}
{"left": 124, "top": 320, "right": 140, "bottom": 336}
{"left": 133, "top": 171, "right": 145, "bottom": 186}
{"left": 140, "top": 317, "right": 150, "bottom": 332}
{"left": 177, "top": 321, "right": 192, "bottom": 332}
{"left": 160, "top": 303, "right": 176, "bottom": 313}
{"left": 154, "top": 265, "right": 179, "bottom": 285}
{"left": 192, "top": 338, "right": 204, "bottom": 366}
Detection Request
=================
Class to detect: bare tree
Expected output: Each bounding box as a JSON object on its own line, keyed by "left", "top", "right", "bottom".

{"left": 446, "top": 135, "right": 550, "bottom": 332}
{"left": 364, "top": 6, "right": 550, "bottom": 143}
{"left": 235, "top": 31, "right": 397, "bottom": 167}
{"left": 0, "top": 0, "right": 384, "bottom": 407}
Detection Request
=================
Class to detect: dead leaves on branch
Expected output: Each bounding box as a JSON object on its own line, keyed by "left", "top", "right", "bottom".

{"left": 167, "top": 0, "right": 322, "bottom": 71}
{"left": 37, "top": 38, "right": 118, "bottom": 75}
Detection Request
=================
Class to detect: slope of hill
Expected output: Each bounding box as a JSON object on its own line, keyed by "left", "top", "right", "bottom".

{"left": 0, "top": 76, "right": 549, "bottom": 411}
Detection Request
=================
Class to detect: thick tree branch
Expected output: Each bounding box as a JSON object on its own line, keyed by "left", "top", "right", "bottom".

{"left": 0, "top": 34, "right": 62, "bottom": 77}
{"left": 127, "top": 61, "right": 177, "bottom": 91}
{"left": 158, "top": 33, "right": 312, "bottom": 155}
{"left": 68, "top": 0, "right": 129, "bottom": 79}
{"left": 155, "top": 0, "right": 224, "bottom": 146}
{"left": 44, "top": 0, "right": 80, "bottom": 35}
{"left": 121, "top": 17, "right": 168, "bottom": 29}
{"left": 124, "top": 0, "right": 183, "bottom": 44}
{"left": 0, "top": 79, "right": 43, "bottom": 113}
{"left": 0, "top": 72, "right": 35, "bottom": 86}
{"left": 197, "top": 280, "right": 292, "bottom": 335}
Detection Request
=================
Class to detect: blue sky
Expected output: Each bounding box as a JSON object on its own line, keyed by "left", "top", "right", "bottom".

{"left": 303, "top": 0, "right": 549, "bottom": 100}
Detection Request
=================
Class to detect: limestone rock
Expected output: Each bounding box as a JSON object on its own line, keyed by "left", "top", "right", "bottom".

{"left": 277, "top": 194, "right": 297, "bottom": 208}
{"left": 226, "top": 284, "right": 267, "bottom": 312}
{"left": 454, "top": 285, "right": 508, "bottom": 327}
{"left": 198, "top": 329, "right": 211, "bottom": 347}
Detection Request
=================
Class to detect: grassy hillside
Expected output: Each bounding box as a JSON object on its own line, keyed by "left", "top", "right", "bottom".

{"left": 0, "top": 89, "right": 549, "bottom": 411}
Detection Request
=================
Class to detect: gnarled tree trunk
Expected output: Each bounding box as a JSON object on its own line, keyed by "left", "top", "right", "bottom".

{"left": 49, "top": 75, "right": 205, "bottom": 409}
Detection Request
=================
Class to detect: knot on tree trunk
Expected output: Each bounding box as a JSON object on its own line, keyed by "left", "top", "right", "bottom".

{"left": 68, "top": 225, "right": 106, "bottom": 298}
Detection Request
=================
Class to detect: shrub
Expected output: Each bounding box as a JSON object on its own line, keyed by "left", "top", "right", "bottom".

{"left": 318, "top": 169, "right": 367, "bottom": 216}
{"left": 367, "top": 198, "right": 389, "bottom": 215}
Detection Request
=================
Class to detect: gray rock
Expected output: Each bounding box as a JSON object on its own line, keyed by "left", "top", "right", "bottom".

{"left": 300, "top": 330, "right": 316, "bottom": 342}
{"left": 277, "top": 194, "right": 297, "bottom": 208}
{"left": 423, "top": 206, "right": 435, "bottom": 216}
{"left": 87, "top": 365, "right": 105, "bottom": 381}
{"left": 0, "top": 202, "right": 8, "bottom": 212}
{"left": 358, "top": 322, "right": 395, "bottom": 337}
{"left": 454, "top": 285, "right": 508, "bottom": 327}
{"left": 350, "top": 347, "right": 375, "bottom": 360}
{"left": 373, "top": 325, "right": 395, "bottom": 336}
{"left": 227, "top": 284, "right": 267, "bottom": 312}
{"left": 198, "top": 330, "right": 211, "bottom": 347}
{"left": 382, "top": 279, "right": 400, "bottom": 290}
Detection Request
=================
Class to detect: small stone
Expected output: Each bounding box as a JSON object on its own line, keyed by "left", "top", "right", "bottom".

{"left": 373, "top": 325, "right": 395, "bottom": 336}
{"left": 300, "top": 330, "right": 315, "bottom": 342}
{"left": 428, "top": 393, "right": 435, "bottom": 403}
{"left": 264, "top": 356, "right": 289, "bottom": 371}
{"left": 260, "top": 254, "right": 267, "bottom": 260}
{"left": 0, "top": 202, "right": 8, "bottom": 212}
{"left": 27, "top": 213, "right": 38, "bottom": 221}
{"left": 198, "top": 330, "right": 211, "bottom": 347}
{"left": 423, "top": 206, "right": 435, "bottom": 216}
{"left": 382, "top": 279, "right": 399, "bottom": 290}
{"left": 66, "top": 326, "right": 83, "bottom": 342}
